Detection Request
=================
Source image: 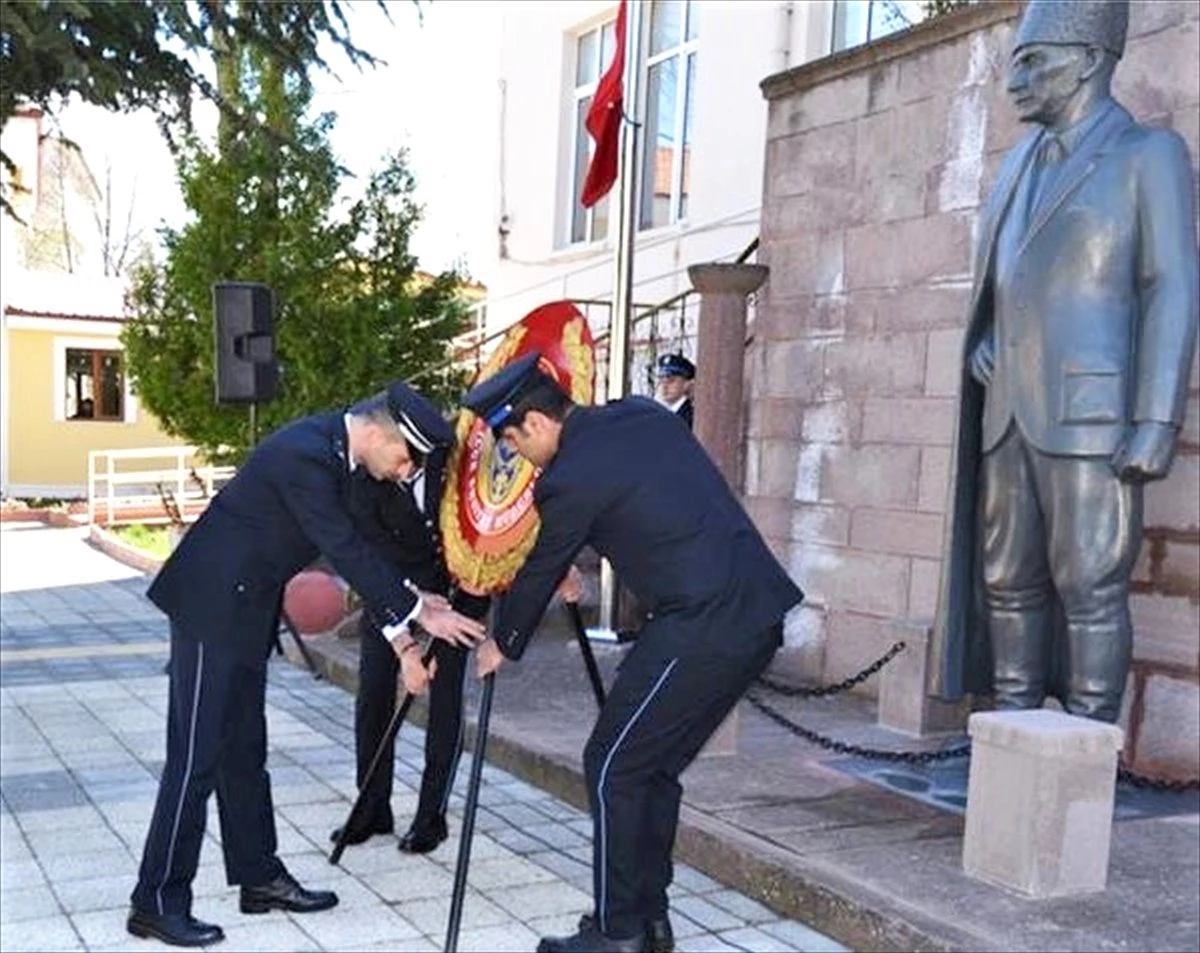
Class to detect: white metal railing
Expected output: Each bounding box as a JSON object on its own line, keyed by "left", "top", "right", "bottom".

{"left": 86, "top": 446, "right": 236, "bottom": 526}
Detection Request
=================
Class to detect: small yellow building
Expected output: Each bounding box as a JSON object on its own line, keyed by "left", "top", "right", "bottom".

{"left": 1, "top": 271, "right": 183, "bottom": 498}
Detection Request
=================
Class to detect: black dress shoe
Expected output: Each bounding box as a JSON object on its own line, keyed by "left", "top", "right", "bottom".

{"left": 329, "top": 816, "right": 394, "bottom": 846}
{"left": 579, "top": 913, "right": 673, "bottom": 953}
{"left": 537, "top": 926, "right": 647, "bottom": 953}
{"left": 127, "top": 909, "right": 224, "bottom": 947}
{"left": 239, "top": 870, "right": 338, "bottom": 914}
{"left": 397, "top": 815, "right": 448, "bottom": 854}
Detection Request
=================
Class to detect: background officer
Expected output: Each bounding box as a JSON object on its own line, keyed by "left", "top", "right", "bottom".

{"left": 332, "top": 436, "right": 490, "bottom": 854}
{"left": 128, "top": 382, "right": 486, "bottom": 948}
{"left": 653, "top": 353, "right": 694, "bottom": 430}
{"left": 463, "top": 353, "right": 803, "bottom": 953}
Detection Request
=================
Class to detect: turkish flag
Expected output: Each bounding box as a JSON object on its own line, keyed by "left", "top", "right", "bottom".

{"left": 580, "top": 0, "right": 626, "bottom": 209}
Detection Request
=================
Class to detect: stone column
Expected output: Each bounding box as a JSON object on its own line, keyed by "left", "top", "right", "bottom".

{"left": 686, "top": 262, "right": 769, "bottom": 488}
{"left": 963, "top": 709, "right": 1124, "bottom": 897}
{"left": 687, "top": 262, "right": 769, "bottom": 758}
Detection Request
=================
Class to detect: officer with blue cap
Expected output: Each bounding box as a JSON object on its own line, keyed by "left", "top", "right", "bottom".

{"left": 460, "top": 352, "right": 803, "bottom": 953}
{"left": 128, "top": 380, "right": 486, "bottom": 948}
{"left": 653, "top": 352, "right": 694, "bottom": 429}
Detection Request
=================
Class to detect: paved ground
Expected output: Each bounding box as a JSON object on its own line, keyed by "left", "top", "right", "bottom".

{"left": 0, "top": 523, "right": 848, "bottom": 953}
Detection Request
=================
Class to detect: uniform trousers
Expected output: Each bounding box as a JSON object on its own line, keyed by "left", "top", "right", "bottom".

{"left": 356, "top": 615, "right": 468, "bottom": 823}
{"left": 131, "top": 624, "right": 283, "bottom": 916}
{"left": 981, "top": 425, "right": 1142, "bottom": 722}
{"left": 584, "top": 624, "right": 780, "bottom": 939}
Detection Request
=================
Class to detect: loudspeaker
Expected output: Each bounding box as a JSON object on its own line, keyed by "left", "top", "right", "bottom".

{"left": 213, "top": 282, "right": 278, "bottom": 404}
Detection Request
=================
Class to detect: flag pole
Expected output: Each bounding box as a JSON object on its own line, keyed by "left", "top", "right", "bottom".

{"left": 597, "top": 0, "right": 643, "bottom": 637}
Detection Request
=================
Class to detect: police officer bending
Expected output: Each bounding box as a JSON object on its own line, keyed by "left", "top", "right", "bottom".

{"left": 128, "top": 382, "right": 486, "bottom": 948}
{"left": 462, "top": 354, "right": 803, "bottom": 953}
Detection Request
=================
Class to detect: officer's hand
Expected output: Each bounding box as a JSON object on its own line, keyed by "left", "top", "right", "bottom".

{"left": 476, "top": 637, "right": 506, "bottom": 679}
{"left": 1112, "top": 421, "right": 1179, "bottom": 483}
{"left": 416, "top": 589, "right": 451, "bottom": 612}
{"left": 417, "top": 602, "right": 487, "bottom": 648}
{"left": 397, "top": 646, "right": 436, "bottom": 696}
{"left": 969, "top": 334, "right": 995, "bottom": 387}
{"left": 556, "top": 565, "right": 583, "bottom": 604}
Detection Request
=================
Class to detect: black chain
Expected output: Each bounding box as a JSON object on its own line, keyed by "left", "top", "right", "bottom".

{"left": 754, "top": 640, "right": 908, "bottom": 698}
{"left": 1116, "top": 765, "right": 1200, "bottom": 793}
{"left": 745, "top": 691, "right": 971, "bottom": 764}
{"left": 751, "top": 641, "right": 1200, "bottom": 791}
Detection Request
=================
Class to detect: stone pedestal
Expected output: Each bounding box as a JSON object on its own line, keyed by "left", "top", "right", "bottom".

{"left": 688, "top": 263, "right": 769, "bottom": 759}
{"left": 686, "top": 262, "right": 769, "bottom": 489}
{"left": 878, "top": 620, "right": 969, "bottom": 736}
{"left": 963, "top": 710, "right": 1124, "bottom": 898}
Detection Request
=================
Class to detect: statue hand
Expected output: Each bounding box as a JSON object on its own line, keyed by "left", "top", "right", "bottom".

{"left": 969, "top": 335, "right": 995, "bottom": 387}
{"left": 1111, "top": 421, "right": 1179, "bottom": 483}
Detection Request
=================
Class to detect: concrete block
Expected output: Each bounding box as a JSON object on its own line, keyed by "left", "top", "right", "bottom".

{"left": 1132, "top": 674, "right": 1200, "bottom": 779}
{"left": 767, "top": 232, "right": 846, "bottom": 300}
{"left": 762, "top": 338, "right": 826, "bottom": 401}
{"left": 849, "top": 508, "right": 944, "bottom": 559}
{"left": 1144, "top": 455, "right": 1200, "bottom": 530}
{"left": 908, "top": 557, "right": 943, "bottom": 620}
{"left": 1131, "top": 593, "right": 1200, "bottom": 669}
{"left": 801, "top": 400, "right": 864, "bottom": 444}
{"left": 963, "top": 710, "right": 1123, "bottom": 897}
{"left": 924, "top": 328, "right": 965, "bottom": 397}
{"left": 791, "top": 503, "right": 851, "bottom": 547}
{"left": 822, "top": 333, "right": 927, "bottom": 399}
{"left": 845, "top": 212, "right": 973, "bottom": 291}
{"left": 820, "top": 443, "right": 921, "bottom": 508}
{"left": 757, "top": 440, "right": 800, "bottom": 499}
{"left": 858, "top": 283, "right": 971, "bottom": 334}
{"left": 825, "top": 610, "right": 906, "bottom": 696}
{"left": 767, "top": 122, "right": 857, "bottom": 197}
{"left": 748, "top": 397, "right": 807, "bottom": 441}
{"left": 1127, "top": 0, "right": 1192, "bottom": 38}
{"left": 878, "top": 620, "right": 969, "bottom": 737}
{"left": 1115, "top": 19, "right": 1200, "bottom": 119}
{"left": 862, "top": 396, "right": 956, "bottom": 446}
{"left": 918, "top": 446, "right": 952, "bottom": 513}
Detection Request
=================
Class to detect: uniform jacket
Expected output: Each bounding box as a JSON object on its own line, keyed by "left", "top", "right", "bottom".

{"left": 148, "top": 411, "right": 420, "bottom": 657}
{"left": 493, "top": 397, "right": 803, "bottom": 661}
{"left": 930, "top": 102, "right": 1200, "bottom": 699}
{"left": 676, "top": 398, "right": 694, "bottom": 430}
{"left": 344, "top": 449, "right": 490, "bottom": 626}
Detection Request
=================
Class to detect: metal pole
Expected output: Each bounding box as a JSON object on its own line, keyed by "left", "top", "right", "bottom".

{"left": 444, "top": 672, "right": 496, "bottom": 953}
{"left": 598, "top": 0, "right": 645, "bottom": 636}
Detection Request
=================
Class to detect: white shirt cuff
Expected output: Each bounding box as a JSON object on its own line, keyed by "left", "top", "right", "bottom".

{"left": 383, "top": 595, "right": 423, "bottom": 644}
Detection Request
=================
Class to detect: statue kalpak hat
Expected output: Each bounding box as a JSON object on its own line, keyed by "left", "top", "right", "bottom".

{"left": 1013, "top": 0, "right": 1128, "bottom": 59}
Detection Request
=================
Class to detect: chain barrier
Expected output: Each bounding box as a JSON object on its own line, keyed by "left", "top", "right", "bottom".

{"left": 751, "top": 641, "right": 1200, "bottom": 792}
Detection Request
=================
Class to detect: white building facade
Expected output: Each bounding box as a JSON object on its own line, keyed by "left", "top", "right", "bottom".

{"left": 479, "top": 0, "right": 927, "bottom": 394}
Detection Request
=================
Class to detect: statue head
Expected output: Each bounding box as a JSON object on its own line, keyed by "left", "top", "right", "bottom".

{"left": 1007, "top": 0, "right": 1128, "bottom": 128}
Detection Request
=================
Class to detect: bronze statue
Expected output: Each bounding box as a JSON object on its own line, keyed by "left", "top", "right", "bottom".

{"left": 931, "top": 0, "right": 1199, "bottom": 723}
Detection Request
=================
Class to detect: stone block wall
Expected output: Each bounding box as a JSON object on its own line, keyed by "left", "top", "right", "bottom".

{"left": 753, "top": 0, "right": 1199, "bottom": 777}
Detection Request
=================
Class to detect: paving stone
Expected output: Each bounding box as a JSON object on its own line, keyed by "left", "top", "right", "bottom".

{"left": 0, "top": 913, "right": 83, "bottom": 952}
{"left": 760, "top": 918, "right": 851, "bottom": 952}
{"left": 291, "top": 904, "right": 422, "bottom": 947}
{"left": 485, "top": 879, "right": 592, "bottom": 920}
{"left": 0, "top": 883, "right": 62, "bottom": 922}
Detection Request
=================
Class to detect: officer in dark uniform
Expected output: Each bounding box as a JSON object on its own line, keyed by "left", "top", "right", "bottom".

{"left": 128, "top": 382, "right": 486, "bottom": 948}
{"left": 653, "top": 353, "right": 694, "bottom": 430}
{"left": 463, "top": 354, "right": 803, "bottom": 953}
{"left": 331, "top": 441, "right": 490, "bottom": 853}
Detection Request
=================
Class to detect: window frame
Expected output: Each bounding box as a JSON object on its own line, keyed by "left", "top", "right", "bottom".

{"left": 567, "top": 17, "right": 618, "bottom": 248}
{"left": 53, "top": 336, "right": 137, "bottom": 424}
{"left": 638, "top": 0, "right": 699, "bottom": 234}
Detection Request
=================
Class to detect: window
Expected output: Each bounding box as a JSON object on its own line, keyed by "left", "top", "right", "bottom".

{"left": 639, "top": 0, "right": 697, "bottom": 232}
{"left": 570, "top": 17, "right": 618, "bottom": 245}
{"left": 64, "top": 348, "right": 124, "bottom": 421}
{"left": 831, "top": 0, "right": 925, "bottom": 54}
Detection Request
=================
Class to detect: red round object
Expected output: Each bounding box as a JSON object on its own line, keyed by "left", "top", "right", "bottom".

{"left": 283, "top": 570, "right": 348, "bottom": 634}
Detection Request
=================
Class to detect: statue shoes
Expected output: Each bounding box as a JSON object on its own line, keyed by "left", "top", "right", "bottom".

{"left": 239, "top": 870, "right": 338, "bottom": 914}
{"left": 126, "top": 909, "right": 224, "bottom": 947}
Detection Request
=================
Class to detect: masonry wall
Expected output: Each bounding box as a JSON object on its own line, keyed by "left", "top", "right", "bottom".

{"left": 752, "top": 0, "right": 1200, "bottom": 777}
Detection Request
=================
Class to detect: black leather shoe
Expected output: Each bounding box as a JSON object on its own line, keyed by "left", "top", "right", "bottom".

{"left": 126, "top": 909, "right": 224, "bottom": 947}
{"left": 239, "top": 871, "right": 338, "bottom": 914}
{"left": 538, "top": 926, "right": 647, "bottom": 953}
{"left": 579, "top": 913, "right": 673, "bottom": 953}
{"left": 397, "top": 815, "right": 448, "bottom": 854}
{"left": 329, "top": 815, "right": 394, "bottom": 846}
